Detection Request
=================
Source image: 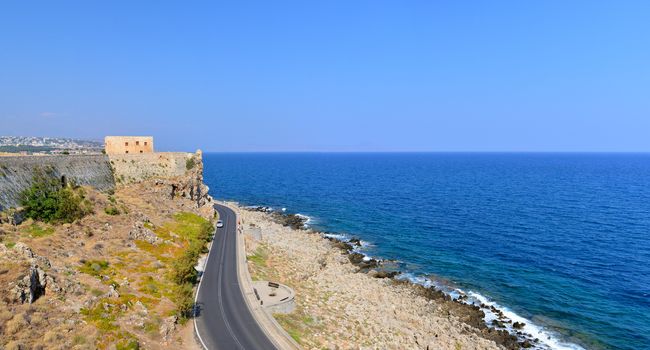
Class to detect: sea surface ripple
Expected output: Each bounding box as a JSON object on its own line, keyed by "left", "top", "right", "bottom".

{"left": 203, "top": 153, "right": 650, "bottom": 350}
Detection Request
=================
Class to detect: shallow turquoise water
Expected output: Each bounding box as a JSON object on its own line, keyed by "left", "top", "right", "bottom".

{"left": 203, "top": 153, "right": 650, "bottom": 350}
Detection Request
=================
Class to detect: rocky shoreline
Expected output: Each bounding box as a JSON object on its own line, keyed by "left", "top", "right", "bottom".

{"left": 242, "top": 205, "right": 548, "bottom": 349}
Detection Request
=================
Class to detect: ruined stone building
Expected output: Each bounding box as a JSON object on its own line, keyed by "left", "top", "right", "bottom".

{"left": 104, "top": 136, "right": 154, "bottom": 155}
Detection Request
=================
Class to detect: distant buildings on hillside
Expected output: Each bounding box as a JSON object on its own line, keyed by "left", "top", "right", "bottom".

{"left": 0, "top": 136, "right": 104, "bottom": 155}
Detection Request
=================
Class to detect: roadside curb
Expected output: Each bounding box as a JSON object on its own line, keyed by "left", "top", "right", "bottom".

{"left": 227, "top": 202, "right": 302, "bottom": 350}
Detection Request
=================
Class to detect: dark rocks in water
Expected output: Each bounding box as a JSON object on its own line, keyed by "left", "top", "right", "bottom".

{"left": 513, "top": 321, "right": 526, "bottom": 329}
{"left": 348, "top": 253, "right": 379, "bottom": 269}
{"left": 520, "top": 340, "right": 533, "bottom": 348}
{"left": 395, "top": 280, "right": 520, "bottom": 350}
{"left": 331, "top": 240, "right": 353, "bottom": 252}
{"left": 345, "top": 252, "right": 379, "bottom": 269}
{"left": 357, "top": 259, "right": 379, "bottom": 269}
{"left": 271, "top": 212, "right": 307, "bottom": 230}
{"left": 491, "top": 319, "right": 505, "bottom": 328}
{"left": 348, "top": 238, "right": 362, "bottom": 247}
{"left": 480, "top": 328, "right": 520, "bottom": 350}
{"left": 245, "top": 206, "right": 273, "bottom": 213}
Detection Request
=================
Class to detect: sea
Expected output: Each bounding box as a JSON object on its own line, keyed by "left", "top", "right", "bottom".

{"left": 202, "top": 153, "right": 650, "bottom": 350}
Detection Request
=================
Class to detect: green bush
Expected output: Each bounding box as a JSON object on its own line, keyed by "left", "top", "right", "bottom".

{"left": 171, "top": 240, "right": 208, "bottom": 285}
{"left": 185, "top": 158, "right": 195, "bottom": 170}
{"left": 166, "top": 213, "right": 214, "bottom": 319}
{"left": 116, "top": 338, "right": 140, "bottom": 350}
{"left": 173, "top": 283, "right": 195, "bottom": 318}
{"left": 20, "top": 171, "right": 92, "bottom": 223}
{"left": 104, "top": 206, "right": 120, "bottom": 215}
{"left": 79, "top": 260, "right": 110, "bottom": 277}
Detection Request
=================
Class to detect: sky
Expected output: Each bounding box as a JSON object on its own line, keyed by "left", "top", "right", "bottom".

{"left": 1, "top": 1, "right": 649, "bottom": 152}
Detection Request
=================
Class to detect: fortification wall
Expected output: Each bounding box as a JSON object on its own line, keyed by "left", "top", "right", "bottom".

{"left": 108, "top": 152, "right": 195, "bottom": 185}
{"left": 0, "top": 155, "right": 115, "bottom": 211}
{"left": 0, "top": 151, "right": 201, "bottom": 211}
{"left": 105, "top": 136, "right": 154, "bottom": 155}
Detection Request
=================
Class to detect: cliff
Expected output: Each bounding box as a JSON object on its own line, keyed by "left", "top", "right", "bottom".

{"left": 0, "top": 151, "right": 214, "bottom": 349}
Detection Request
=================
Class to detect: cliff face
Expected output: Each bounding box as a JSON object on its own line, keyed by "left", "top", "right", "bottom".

{"left": 108, "top": 152, "right": 195, "bottom": 185}
{"left": 145, "top": 151, "right": 214, "bottom": 216}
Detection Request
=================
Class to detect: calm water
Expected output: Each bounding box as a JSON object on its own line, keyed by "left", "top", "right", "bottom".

{"left": 203, "top": 153, "right": 650, "bottom": 350}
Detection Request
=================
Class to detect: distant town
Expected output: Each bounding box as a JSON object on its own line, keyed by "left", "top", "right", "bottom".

{"left": 0, "top": 136, "right": 103, "bottom": 155}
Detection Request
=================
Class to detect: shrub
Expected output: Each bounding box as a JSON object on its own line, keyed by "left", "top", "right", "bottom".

{"left": 104, "top": 206, "right": 120, "bottom": 215}
{"left": 20, "top": 171, "right": 92, "bottom": 223}
{"left": 116, "top": 338, "right": 140, "bottom": 350}
{"left": 79, "top": 260, "right": 110, "bottom": 277}
{"left": 173, "top": 283, "right": 195, "bottom": 318}
{"left": 171, "top": 246, "right": 200, "bottom": 285}
{"left": 165, "top": 213, "right": 214, "bottom": 318}
{"left": 185, "top": 158, "right": 195, "bottom": 170}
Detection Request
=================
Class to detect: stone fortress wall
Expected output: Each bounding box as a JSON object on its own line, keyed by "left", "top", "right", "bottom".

{"left": 0, "top": 155, "right": 115, "bottom": 211}
{"left": 109, "top": 152, "right": 196, "bottom": 185}
{"left": 0, "top": 151, "right": 200, "bottom": 211}
{"left": 105, "top": 136, "right": 154, "bottom": 155}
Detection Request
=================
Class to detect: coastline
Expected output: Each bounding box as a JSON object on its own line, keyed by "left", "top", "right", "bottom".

{"left": 233, "top": 203, "right": 517, "bottom": 349}
{"left": 233, "top": 203, "right": 585, "bottom": 350}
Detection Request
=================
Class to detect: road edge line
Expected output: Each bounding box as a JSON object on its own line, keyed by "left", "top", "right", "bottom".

{"left": 193, "top": 216, "right": 217, "bottom": 350}
{"left": 229, "top": 203, "right": 302, "bottom": 350}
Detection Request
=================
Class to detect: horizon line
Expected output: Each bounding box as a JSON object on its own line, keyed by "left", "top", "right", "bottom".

{"left": 196, "top": 150, "right": 650, "bottom": 154}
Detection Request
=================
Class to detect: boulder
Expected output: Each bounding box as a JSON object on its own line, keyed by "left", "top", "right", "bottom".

{"left": 107, "top": 285, "right": 120, "bottom": 298}
{"left": 13, "top": 242, "right": 51, "bottom": 268}
{"left": 348, "top": 253, "right": 365, "bottom": 264}
{"left": 331, "top": 240, "right": 353, "bottom": 252}
{"left": 128, "top": 221, "right": 162, "bottom": 245}
{"left": 368, "top": 269, "right": 399, "bottom": 279}
{"left": 159, "top": 315, "right": 178, "bottom": 342}
{"left": 12, "top": 265, "right": 48, "bottom": 303}
{"left": 348, "top": 238, "right": 362, "bottom": 247}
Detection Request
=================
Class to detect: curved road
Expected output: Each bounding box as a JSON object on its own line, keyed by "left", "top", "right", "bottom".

{"left": 194, "top": 204, "right": 277, "bottom": 350}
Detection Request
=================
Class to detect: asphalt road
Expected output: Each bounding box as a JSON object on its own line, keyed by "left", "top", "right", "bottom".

{"left": 194, "top": 204, "right": 277, "bottom": 350}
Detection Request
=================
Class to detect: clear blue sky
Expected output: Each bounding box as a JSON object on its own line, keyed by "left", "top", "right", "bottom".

{"left": 1, "top": 1, "right": 649, "bottom": 152}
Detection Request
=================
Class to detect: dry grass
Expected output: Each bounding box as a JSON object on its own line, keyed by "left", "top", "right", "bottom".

{"left": 0, "top": 179, "right": 213, "bottom": 349}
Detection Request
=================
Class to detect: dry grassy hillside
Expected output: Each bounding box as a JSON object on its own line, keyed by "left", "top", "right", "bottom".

{"left": 0, "top": 178, "right": 214, "bottom": 350}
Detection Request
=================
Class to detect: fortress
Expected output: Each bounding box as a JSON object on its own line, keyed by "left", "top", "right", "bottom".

{"left": 104, "top": 136, "right": 154, "bottom": 154}
{"left": 0, "top": 136, "right": 202, "bottom": 211}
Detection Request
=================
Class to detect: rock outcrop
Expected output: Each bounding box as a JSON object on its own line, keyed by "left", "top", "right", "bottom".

{"left": 11, "top": 265, "right": 48, "bottom": 303}
{"left": 128, "top": 221, "right": 161, "bottom": 245}
{"left": 159, "top": 315, "right": 178, "bottom": 342}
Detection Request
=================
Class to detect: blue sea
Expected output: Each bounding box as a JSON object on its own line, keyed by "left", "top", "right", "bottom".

{"left": 203, "top": 153, "right": 650, "bottom": 350}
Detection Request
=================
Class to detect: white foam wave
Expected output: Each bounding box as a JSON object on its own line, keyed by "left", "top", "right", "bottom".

{"left": 295, "top": 213, "right": 313, "bottom": 227}
{"left": 323, "top": 233, "right": 349, "bottom": 241}
{"left": 255, "top": 204, "right": 584, "bottom": 350}
{"left": 395, "top": 273, "right": 585, "bottom": 350}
